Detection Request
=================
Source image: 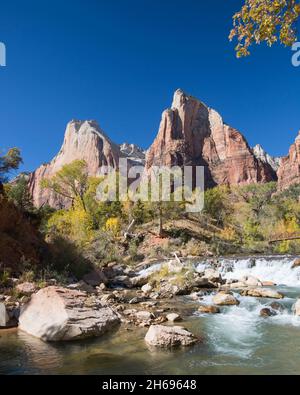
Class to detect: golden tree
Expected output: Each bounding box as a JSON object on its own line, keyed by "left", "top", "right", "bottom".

{"left": 230, "top": 0, "right": 300, "bottom": 57}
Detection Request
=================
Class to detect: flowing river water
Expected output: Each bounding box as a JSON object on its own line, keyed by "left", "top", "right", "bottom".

{"left": 1, "top": 255, "right": 300, "bottom": 375}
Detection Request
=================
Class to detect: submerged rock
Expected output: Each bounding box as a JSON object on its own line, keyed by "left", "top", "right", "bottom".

{"left": 213, "top": 292, "right": 240, "bottom": 306}
{"left": 292, "top": 259, "right": 300, "bottom": 269}
{"left": 19, "top": 286, "right": 120, "bottom": 342}
{"left": 260, "top": 308, "right": 277, "bottom": 318}
{"left": 269, "top": 302, "right": 284, "bottom": 312}
{"left": 145, "top": 325, "right": 199, "bottom": 348}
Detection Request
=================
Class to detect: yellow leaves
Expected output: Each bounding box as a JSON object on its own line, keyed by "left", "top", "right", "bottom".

{"left": 104, "top": 217, "right": 121, "bottom": 237}
{"left": 47, "top": 207, "right": 93, "bottom": 245}
{"left": 230, "top": 0, "right": 299, "bottom": 57}
{"left": 220, "top": 227, "right": 238, "bottom": 242}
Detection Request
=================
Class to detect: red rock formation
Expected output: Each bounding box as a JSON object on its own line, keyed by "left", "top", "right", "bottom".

{"left": 277, "top": 131, "right": 300, "bottom": 190}
{"left": 29, "top": 120, "right": 121, "bottom": 208}
{"left": 146, "top": 89, "right": 276, "bottom": 187}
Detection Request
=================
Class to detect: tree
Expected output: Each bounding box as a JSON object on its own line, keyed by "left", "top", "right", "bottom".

{"left": 230, "top": 0, "right": 300, "bottom": 57}
{"left": 6, "top": 175, "right": 34, "bottom": 212}
{"left": 41, "top": 160, "right": 89, "bottom": 211}
{"left": 0, "top": 148, "right": 22, "bottom": 184}
{"left": 234, "top": 182, "right": 277, "bottom": 220}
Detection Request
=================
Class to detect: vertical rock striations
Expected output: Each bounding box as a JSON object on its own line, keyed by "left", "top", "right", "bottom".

{"left": 277, "top": 131, "right": 300, "bottom": 190}
{"left": 146, "top": 89, "right": 276, "bottom": 187}
{"left": 29, "top": 120, "right": 122, "bottom": 208}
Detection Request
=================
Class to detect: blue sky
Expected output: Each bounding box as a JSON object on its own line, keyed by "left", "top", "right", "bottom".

{"left": 0, "top": 0, "right": 299, "bottom": 173}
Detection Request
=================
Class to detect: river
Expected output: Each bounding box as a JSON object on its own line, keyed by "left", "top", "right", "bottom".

{"left": 1, "top": 255, "right": 300, "bottom": 375}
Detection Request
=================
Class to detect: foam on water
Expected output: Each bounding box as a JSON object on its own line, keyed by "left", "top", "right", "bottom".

{"left": 196, "top": 257, "right": 300, "bottom": 360}
{"left": 197, "top": 294, "right": 264, "bottom": 358}
{"left": 195, "top": 256, "right": 300, "bottom": 287}
{"left": 220, "top": 257, "right": 300, "bottom": 286}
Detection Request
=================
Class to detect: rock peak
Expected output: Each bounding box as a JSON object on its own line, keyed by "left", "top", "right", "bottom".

{"left": 278, "top": 129, "right": 300, "bottom": 189}
{"left": 146, "top": 90, "right": 276, "bottom": 187}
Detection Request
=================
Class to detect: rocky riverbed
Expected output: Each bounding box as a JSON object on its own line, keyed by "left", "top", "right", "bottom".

{"left": 2, "top": 255, "right": 300, "bottom": 374}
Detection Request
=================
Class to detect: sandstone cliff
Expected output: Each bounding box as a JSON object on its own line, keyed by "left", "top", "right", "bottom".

{"left": 146, "top": 89, "right": 276, "bottom": 187}
{"left": 29, "top": 120, "right": 122, "bottom": 208}
{"left": 277, "top": 131, "right": 300, "bottom": 190}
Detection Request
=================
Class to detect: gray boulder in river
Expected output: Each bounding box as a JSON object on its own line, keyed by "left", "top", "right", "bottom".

{"left": 19, "top": 286, "right": 120, "bottom": 342}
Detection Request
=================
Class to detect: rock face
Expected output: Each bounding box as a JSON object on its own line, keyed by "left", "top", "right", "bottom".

{"left": 19, "top": 287, "right": 120, "bottom": 342}
{"left": 119, "top": 143, "right": 146, "bottom": 165}
{"left": 278, "top": 131, "right": 300, "bottom": 190}
{"left": 29, "top": 121, "right": 143, "bottom": 208}
{"left": 146, "top": 89, "right": 276, "bottom": 188}
{"left": 145, "top": 325, "right": 199, "bottom": 348}
{"left": 29, "top": 120, "right": 121, "bottom": 208}
{"left": 253, "top": 144, "right": 280, "bottom": 172}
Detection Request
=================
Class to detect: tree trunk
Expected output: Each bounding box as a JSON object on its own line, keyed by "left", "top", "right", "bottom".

{"left": 158, "top": 204, "right": 163, "bottom": 237}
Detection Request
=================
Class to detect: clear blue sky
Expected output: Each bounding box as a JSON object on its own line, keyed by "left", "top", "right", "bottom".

{"left": 0, "top": 0, "right": 299, "bottom": 173}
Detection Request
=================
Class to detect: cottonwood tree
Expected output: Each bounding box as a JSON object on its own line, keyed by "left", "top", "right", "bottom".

{"left": 230, "top": 0, "right": 300, "bottom": 57}
{"left": 41, "top": 160, "right": 89, "bottom": 211}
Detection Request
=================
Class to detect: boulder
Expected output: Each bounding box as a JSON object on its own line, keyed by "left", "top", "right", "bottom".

{"left": 16, "top": 282, "right": 37, "bottom": 296}
{"left": 192, "top": 277, "right": 217, "bottom": 289}
{"left": 67, "top": 281, "right": 95, "bottom": 294}
{"left": 293, "top": 299, "right": 300, "bottom": 316}
{"left": 213, "top": 292, "right": 240, "bottom": 306}
{"left": 260, "top": 308, "right": 277, "bottom": 318}
{"left": 198, "top": 304, "right": 220, "bottom": 314}
{"left": 141, "top": 284, "right": 153, "bottom": 294}
{"left": 262, "top": 281, "right": 277, "bottom": 287}
{"left": 244, "top": 288, "right": 284, "bottom": 299}
{"left": 230, "top": 281, "right": 248, "bottom": 289}
{"left": 83, "top": 270, "right": 108, "bottom": 287}
{"left": 19, "top": 287, "right": 120, "bottom": 342}
{"left": 135, "top": 311, "right": 154, "bottom": 322}
{"left": 166, "top": 313, "right": 182, "bottom": 322}
{"left": 111, "top": 275, "right": 133, "bottom": 289}
{"left": 292, "top": 259, "right": 300, "bottom": 269}
{"left": 203, "top": 269, "right": 221, "bottom": 283}
{"left": 242, "top": 276, "right": 263, "bottom": 287}
{"left": 130, "top": 274, "right": 151, "bottom": 288}
{"left": 145, "top": 325, "right": 199, "bottom": 348}
{"left": 0, "top": 303, "right": 9, "bottom": 327}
